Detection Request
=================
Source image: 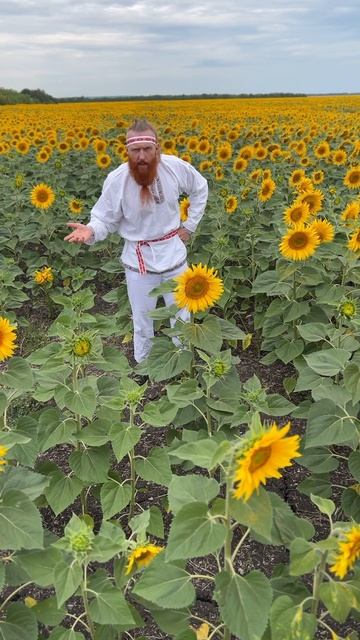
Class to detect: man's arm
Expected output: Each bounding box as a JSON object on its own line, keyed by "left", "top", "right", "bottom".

{"left": 64, "top": 223, "right": 94, "bottom": 244}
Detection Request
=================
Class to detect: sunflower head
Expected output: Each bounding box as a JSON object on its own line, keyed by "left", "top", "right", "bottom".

{"left": 34, "top": 266, "right": 54, "bottom": 285}
{"left": 174, "top": 263, "right": 224, "bottom": 313}
{"left": 279, "top": 225, "right": 320, "bottom": 261}
{"left": 125, "top": 544, "right": 163, "bottom": 575}
{"left": 329, "top": 525, "right": 360, "bottom": 579}
{"left": 0, "top": 317, "right": 17, "bottom": 362}
{"left": 339, "top": 299, "right": 357, "bottom": 319}
{"left": 232, "top": 421, "right": 301, "bottom": 501}
{"left": 68, "top": 198, "right": 84, "bottom": 216}
{"left": 344, "top": 166, "right": 360, "bottom": 190}
{"left": 179, "top": 197, "right": 190, "bottom": 222}
{"left": 307, "top": 219, "right": 335, "bottom": 244}
{"left": 0, "top": 444, "right": 9, "bottom": 471}
{"left": 30, "top": 183, "right": 55, "bottom": 210}
{"left": 72, "top": 336, "right": 92, "bottom": 357}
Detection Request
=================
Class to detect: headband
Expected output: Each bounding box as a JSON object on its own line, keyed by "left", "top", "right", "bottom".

{"left": 126, "top": 135, "right": 157, "bottom": 147}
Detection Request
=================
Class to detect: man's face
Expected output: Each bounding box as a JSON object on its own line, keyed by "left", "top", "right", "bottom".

{"left": 126, "top": 129, "right": 160, "bottom": 186}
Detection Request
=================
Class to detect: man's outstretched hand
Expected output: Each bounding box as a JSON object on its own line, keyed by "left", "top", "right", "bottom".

{"left": 64, "top": 223, "right": 94, "bottom": 243}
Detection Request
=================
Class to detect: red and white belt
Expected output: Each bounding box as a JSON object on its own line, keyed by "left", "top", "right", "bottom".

{"left": 136, "top": 229, "right": 179, "bottom": 274}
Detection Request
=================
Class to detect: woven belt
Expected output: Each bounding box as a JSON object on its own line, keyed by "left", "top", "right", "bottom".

{"left": 136, "top": 229, "right": 179, "bottom": 275}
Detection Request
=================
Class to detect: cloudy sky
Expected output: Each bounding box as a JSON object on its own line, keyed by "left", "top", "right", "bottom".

{"left": 2, "top": 0, "right": 359, "bottom": 98}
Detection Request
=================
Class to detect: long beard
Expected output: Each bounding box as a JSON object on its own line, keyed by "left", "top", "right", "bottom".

{"left": 128, "top": 156, "right": 159, "bottom": 205}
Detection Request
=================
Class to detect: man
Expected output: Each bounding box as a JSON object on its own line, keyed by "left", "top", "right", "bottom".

{"left": 64, "top": 118, "right": 208, "bottom": 363}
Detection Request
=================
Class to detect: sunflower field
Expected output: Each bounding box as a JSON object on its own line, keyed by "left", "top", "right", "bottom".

{"left": 1, "top": 95, "right": 360, "bottom": 640}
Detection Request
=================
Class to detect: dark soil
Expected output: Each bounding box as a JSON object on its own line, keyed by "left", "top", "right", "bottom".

{"left": 5, "top": 298, "right": 360, "bottom": 640}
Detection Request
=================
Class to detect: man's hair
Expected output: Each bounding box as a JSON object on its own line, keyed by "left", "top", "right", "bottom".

{"left": 127, "top": 119, "right": 158, "bottom": 140}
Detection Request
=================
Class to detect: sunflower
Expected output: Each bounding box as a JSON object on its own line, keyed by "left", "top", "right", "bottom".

{"left": 279, "top": 225, "right": 320, "bottom": 261}
{"left": 258, "top": 178, "right": 276, "bottom": 202}
{"left": 197, "top": 138, "right": 211, "bottom": 154}
{"left": 329, "top": 525, "right": 360, "bottom": 579}
{"left": 339, "top": 299, "right": 357, "bottom": 319}
{"left": 232, "top": 157, "right": 248, "bottom": 173}
{"left": 36, "top": 149, "right": 50, "bottom": 163}
{"left": 93, "top": 138, "right": 107, "bottom": 153}
{"left": 308, "top": 219, "right": 335, "bottom": 243}
{"left": 297, "top": 189, "right": 324, "bottom": 215}
{"left": 312, "top": 170, "right": 324, "bottom": 185}
{"left": 344, "top": 166, "right": 360, "bottom": 189}
{"left": 34, "top": 266, "right": 54, "bottom": 285}
{"left": 199, "top": 160, "right": 212, "bottom": 172}
{"left": 179, "top": 197, "right": 190, "bottom": 222}
{"left": 283, "top": 202, "right": 311, "bottom": 227}
{"left": 314, "top": 141, "right": 330, "bottom": 159}
{"left": 225, "top": 195, "right": 238, "bottom": 214}
{"left": 341, "top": 201, "right": 360, "bottom": 223}
{"left": 30, "top": 183, "right": 55, "bottom": 209}
{"left": 214, "top": 167, "right": 224, "bottom": 181}
{"left": 0, "top": 317, "right": 17, "bottom": 361}
{"left": 68, "top": 198, "right": 84, "bottom": 215}
{"left": 16, "top": 139, "right": 30, "bottom": 154}
{"left": 174, "top": 263, "right": 224, "bottom": 313}
{"left": 332, "top": 149, "right": 347, "bottom": 165}
{"left": 216, "top": 143, "right": 232, "bottom": 162}
{"left": 295, "top": 177, "right": 314, "bottom": 193}
{"left": 239, "top": 145, "right": 253, "bottom": 160}
{"left": 233, "top": 422, "right": 301, "bottom": 501}
{"left": 125, "top": 544, "right": 163, "bottom": 575}
{"left": 289, "top": 169, "right": 305, "bottom": 188}
{"left": 348, "top": 228, "right": 360, "bottom": 252}
{"left": 96, "top": 153, "right": 111, "bottom": 169}
{"left": 250, "top": 169, "right": 262, "bottom": 181}
{"left": 73, "top": 337, "right": 92, "bottom": 357}
{"left": 0, "top": 444, "right": 9, "bottom": 472}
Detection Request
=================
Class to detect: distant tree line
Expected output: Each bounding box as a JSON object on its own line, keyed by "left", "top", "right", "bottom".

{"left": 0, "top": 87, "right": 56, "bottom": 105}
{"left": 0, "top": 86, "right": 309, "bottom": 106}
{"left": 59, "top": 91, "right": 308, "bottom": 103}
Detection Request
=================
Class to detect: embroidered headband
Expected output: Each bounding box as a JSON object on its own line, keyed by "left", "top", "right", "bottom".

{"left": 126, "top": 135, "right": 158, "bottom": 147}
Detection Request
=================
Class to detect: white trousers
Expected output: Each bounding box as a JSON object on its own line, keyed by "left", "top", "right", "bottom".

{"left": 125, "top": 264, "right": 190, "bottom": 363}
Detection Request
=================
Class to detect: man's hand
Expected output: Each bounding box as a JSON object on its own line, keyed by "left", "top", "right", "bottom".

{"left": 64, "top": 223, "right": 94, "bottom": 244}
{"left": 177, "top": 227, "right": 192, "bottom": 243}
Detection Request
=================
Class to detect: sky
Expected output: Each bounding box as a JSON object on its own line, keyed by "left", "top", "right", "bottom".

{"left": 1, "top": 0, "right": 360, "bottom": 98}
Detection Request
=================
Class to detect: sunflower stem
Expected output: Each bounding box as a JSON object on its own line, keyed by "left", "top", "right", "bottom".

{"left": 128, "top": 407, "right": 136, "bottom": 519}
{"left": 311, "top": 551, "right": 327, "bottom": 616}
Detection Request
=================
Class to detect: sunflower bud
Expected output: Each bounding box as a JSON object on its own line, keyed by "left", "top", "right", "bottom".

{"left": 211, "top": 359, "right": 231, "bottom": 377}
{"left": 72, "top": 337, "right": 91, "bottom": 357}
{"left": 70, "top": 532, "right": 93, "bottom": 553}
{"left": 339, "top": 300, "right": 357, "bottom": 319}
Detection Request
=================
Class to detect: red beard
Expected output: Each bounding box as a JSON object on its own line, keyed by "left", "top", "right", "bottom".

{"left": 128, "top": 156, "right": 159, "bottom": 205}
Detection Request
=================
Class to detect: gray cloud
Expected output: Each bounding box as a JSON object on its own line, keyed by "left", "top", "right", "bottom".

{"left": 0, "top": 0, "right": 358, "bottom": 96}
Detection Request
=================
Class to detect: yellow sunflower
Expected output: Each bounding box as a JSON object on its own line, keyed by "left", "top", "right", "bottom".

{"left": 289, "top": 169, "right": 305, "bottom": 188}
{"left": 308, "top": 219, "right": 335, "bottom": 243}
{"left": 96, "top": 153, "right": 112, "bottom": 169}
{"left": 33, "top": 266, "right": 54, "bottom": 285}
{"left": 258, "top": 178, "right": 276, "bottom": 202}
{"left": 225, "top": 195, "right": 238, "bottom": 214}
{"left": 0, "top": 444, "right": 9, "bottom": 472}
{"left": 344, "top": 166, "right": 360, "bottom": 189}
{"left": 279, "top": 225, "right": 320, "bottom": 261}
{"left": 0, "top": 317, "right": 17, "bottom": 361}
{"left": 232, "top": 157, "right": 248, "bottom": 173}
{"left": 36, "top": 148, "right": 50, "bottom": 164}
{"left": 125, "top": 544, "right": 163, "bottom": 575}
{"left": 179, "top": 197, "right": 190, "bottom": 222}
{"left": 233, "top": 422, "right": 301, "bottom": 501}
{"left": 332, "top": 149, "right": 347, "bottom": 165}
{"left": 174, "top": 263, "right": 224, "bottom": 313}
{"left": 314, "top": 141, "right": 330, "bottom": 159}
{"left": 297, "top": 189, "right": 324, "bottom": 215}
{"left": 72, "top": 337, "right": 92, "bottom": 357}
{"left": 330, "top": 525, "right": 360, "bottom": 579}
{"left": 348, "top": 228, "right": 360, "bottom": 252}
{"left": 283, "top": 202, "right": 311, "bottom": 227}
{"left": 341, "top": 201, "right": 360, "bottom": 223}
{"left": 295, "top": 177, "right": 314, "bottom": 193}
{"left": 30, "top": 183, "right": 55, "bottom": 209}
{"left": 68, "top": 198, "right": 84, "bottom": 216}
{"left": 312, "top": 170, "right": 324, "bottom": 185}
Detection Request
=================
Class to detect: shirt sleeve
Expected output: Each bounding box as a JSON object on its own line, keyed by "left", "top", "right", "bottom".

{"left": 176, "top": 158, "right": 208, "bottom": 233}
{"left": 86, "top": 175, "right": 123, "bottom": 243}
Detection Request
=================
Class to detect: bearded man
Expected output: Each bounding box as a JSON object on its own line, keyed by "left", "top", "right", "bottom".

{"left": 64, "top": 118, "right": 208, "bottom": 363}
